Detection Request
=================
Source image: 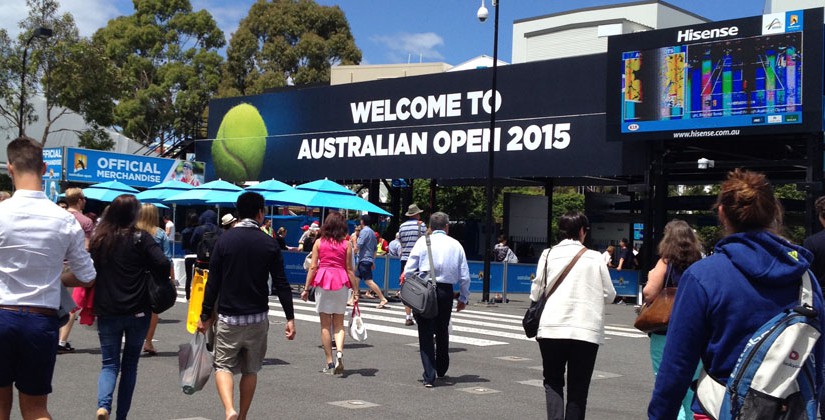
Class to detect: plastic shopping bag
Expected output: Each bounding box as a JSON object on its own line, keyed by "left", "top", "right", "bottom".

{"left": 349, "top": 301, "right": 367, "bottom": 342}
{"left": 178, "top": 332, "right": 213, "bottom": 395}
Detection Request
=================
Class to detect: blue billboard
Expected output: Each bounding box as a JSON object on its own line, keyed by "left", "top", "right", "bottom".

{"left": 64, "top": 148, "right": 205, "bottom": 188}
{"left": 42, "top": 147, "right": 62, "bottom": 202}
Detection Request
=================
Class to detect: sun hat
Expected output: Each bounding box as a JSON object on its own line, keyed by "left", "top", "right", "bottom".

{"left": 221, "top": 214, "right": 237, "bottom": 227}
{"left": 405, "top": 203, "right": 424, "bottom": 217}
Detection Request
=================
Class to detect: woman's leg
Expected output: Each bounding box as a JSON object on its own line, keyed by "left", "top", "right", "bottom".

{"left": 114, "top": 313, "right": 150, "bottom": 420}
{"left": 143, "top": 313, "right": 158, "bottom": 354}
{"left": 538, "top": 338, "right": 567, "bottom": 420}
{"left": 319, "top": 313, "right": 333, "bottom": 366}
{"left": 564, "top": 340, "right": 599, "bottom": 420}
{"left": 333, "top": 313, "right": 345, "bottom": 374}
{"left": 97, "top": 316, "right": 124, "bottom": 414}
{"left": 649, "top": 333, "right": 665, "bottom": 376}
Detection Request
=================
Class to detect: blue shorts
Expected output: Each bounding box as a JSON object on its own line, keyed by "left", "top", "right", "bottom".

{"left": 356, "top": 260, "right": 374, "bottom": 280}
{"left": 0, "top": 309, "right": 59, "bottom": 395}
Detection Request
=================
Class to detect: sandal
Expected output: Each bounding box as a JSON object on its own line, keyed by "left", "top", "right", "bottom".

{"left": 376, "top": 300, "right": 388, "bottom": 309}
{"left": 143, "top": 347, "right": 157, "bottom": 356}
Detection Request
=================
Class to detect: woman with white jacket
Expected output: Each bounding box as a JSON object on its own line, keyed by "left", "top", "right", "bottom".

{"left": 530, "top": 211, "right": 616, "bottom": 420}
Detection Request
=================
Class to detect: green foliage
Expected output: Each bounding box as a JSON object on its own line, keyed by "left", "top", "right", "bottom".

{"left": 0, "top": 173, "right": 11, "bottom": 192}
{"left": 220, "top": 0, "right": 361, "bottom": 96}
{"left": 77, "top": 127, "right": 115, "bottom": 151}
{"left": 93, "top": 0, "right": 225, "bottom": 145}
{"left": 0, "top": 0, "right": 119, "bottom": 146}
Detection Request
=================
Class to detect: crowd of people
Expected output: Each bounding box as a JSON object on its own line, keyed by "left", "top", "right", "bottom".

{"left": 6, "top": 134, "right": 825, "bottom": 419}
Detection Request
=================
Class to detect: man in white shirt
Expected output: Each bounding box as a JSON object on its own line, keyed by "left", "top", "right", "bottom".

{"left": 0, "top": 136, "right": 96, "bottom": 419}
{"left": 403, "top": 212, "right": 470, "bottom": 387}
{"left": 164, "top": 215, "right": 175, "bottom": 248}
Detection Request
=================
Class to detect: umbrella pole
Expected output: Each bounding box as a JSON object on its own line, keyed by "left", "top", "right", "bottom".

{"left": 172, "top": 203, "right": 177, "bottom": 258}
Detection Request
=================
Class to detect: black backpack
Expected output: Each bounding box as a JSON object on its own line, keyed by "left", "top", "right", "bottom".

{"left": 196, "top": 227, "right": 219, "bottom": 262}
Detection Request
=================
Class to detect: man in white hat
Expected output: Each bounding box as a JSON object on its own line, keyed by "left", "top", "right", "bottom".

{"left": 398, "top": 204, "right": 427, "bottom": 326}
{"left": 221, "top": 213, "right": 237, "bottom": 230}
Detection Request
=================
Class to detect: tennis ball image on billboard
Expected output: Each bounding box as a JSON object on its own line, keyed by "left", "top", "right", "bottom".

{"left": 212, "top": 103, "right": 267, "bottom": 182}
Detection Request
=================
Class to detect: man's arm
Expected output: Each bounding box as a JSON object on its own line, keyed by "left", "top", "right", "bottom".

{"left": 270, "top": 247, "right": 296, "bottom": 340}
{"left": 64, "top": 223, "right": 96, "bottom": 285}
{"left": 200, "top": 242, "right": 223, "bottom": 321}
{"left": 456, "top": 248, "right": 471, "bottom": 310}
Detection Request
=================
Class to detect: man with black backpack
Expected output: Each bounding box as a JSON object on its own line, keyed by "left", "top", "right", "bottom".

{"left": 185, "top": 210, "right": 220, "bottom": 299}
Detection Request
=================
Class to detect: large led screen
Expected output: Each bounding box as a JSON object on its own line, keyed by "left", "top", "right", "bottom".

{"left": 607, "top": 8, "right": 822, "bottom": 140}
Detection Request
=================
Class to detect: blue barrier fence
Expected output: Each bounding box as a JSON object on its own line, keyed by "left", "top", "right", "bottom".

{"left": 281, "top": 252, "right": 640, "bottom": 297}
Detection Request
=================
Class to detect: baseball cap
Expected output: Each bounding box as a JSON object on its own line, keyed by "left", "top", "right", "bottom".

{"left": 301, "top": 225, "right": 310, "bottom": 231}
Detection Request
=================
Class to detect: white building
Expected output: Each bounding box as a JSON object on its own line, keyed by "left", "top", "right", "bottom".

{"left": 0, "top": 95, "right": 144, "bottom": 174}
{"left": 765, "top": 0, "right": 824, "bottom": 13}
{"left": 511, "top": 1, "right": 708, "bottom": 64}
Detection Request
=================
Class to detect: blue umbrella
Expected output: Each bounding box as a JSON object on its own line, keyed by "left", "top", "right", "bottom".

{"left": 135, "top": 179, "right": 193, "bottom": 203}
{"left": 83, "top": 181, "right": 139, "bottom": 202}
{"left": 164, "top": 179, "right": 243, "bottom": 205}
{"left": 264, "top": 188, "right": 390, "bottom": 215}
{"left": 246, "top": 179, "right": 291, "bottom": 194}
{"left": 296, "top": 179, "right": 355, "bottom": 195}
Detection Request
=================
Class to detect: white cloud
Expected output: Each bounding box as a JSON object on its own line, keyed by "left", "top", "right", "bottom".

{"left": 371, "top": 32, "right": 445, "bottom": 63}
{"left": 0, "top": 0, "right": 125, "bottom": 38}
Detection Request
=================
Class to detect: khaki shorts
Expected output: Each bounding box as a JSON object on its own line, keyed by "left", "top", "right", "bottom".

{"left": 214, "top": 319, "right": 269, "bottom": 375}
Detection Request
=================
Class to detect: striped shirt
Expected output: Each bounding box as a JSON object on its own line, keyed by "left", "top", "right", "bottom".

{"left": 398, "top": 218, "right": 426, "bottom": 261}
{"left": 218, "top": 311, "right": 268, "bottom": 326}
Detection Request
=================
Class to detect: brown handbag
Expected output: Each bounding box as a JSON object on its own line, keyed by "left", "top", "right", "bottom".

{"left": 634, "top": 264, "right": 677, "bottom": 334}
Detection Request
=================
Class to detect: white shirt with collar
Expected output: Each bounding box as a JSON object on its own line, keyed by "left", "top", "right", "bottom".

{"left": 404, "top": 230, "right": 471, "bottom": 304}
{"left": 0, "top": 190, "right": 96, "bottom": 309}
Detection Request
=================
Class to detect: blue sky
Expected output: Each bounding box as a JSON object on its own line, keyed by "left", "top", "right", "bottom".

{"left": 1, "top": 0, "right": 770, "bottom": 65}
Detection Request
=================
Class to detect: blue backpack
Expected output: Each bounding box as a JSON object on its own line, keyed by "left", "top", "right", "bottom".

{"left": 696, "top": 272, "right": 821, "bottom": 420}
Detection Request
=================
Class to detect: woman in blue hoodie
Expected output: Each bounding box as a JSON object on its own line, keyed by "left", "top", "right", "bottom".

{"left": 648, "top": 169, "right": 825, "bottom": 419}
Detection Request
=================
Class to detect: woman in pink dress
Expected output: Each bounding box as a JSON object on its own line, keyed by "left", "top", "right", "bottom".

{"left": 301, "top": 211, "right": 359, "bottom": 374}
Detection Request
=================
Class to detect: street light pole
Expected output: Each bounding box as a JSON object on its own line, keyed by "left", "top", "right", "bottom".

{"left": 478, "top": 0, "right": 500, "bottom": 303}
{"left": 18, "top": 27, "right": 53, "bottom": 138}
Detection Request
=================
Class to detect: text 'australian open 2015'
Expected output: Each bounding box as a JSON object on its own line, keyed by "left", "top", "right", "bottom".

{"left": 297, "top": 90, "right": 574, "bottom": 160}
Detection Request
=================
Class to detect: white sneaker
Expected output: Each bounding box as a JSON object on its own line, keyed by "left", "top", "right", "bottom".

{"left": 334, "top": 351, "right": 344, "bottom": 375}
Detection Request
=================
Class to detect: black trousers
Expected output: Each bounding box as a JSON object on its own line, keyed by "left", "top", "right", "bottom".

{"left": 538, "top": 338, "right": 599, "bottom": 420}
{"left": 414, "top": 283, "right": 454, "bottom": 385}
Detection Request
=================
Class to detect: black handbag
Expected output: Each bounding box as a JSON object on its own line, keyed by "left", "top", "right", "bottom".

{"left": 523, "top": 247, "right": 587, "bottom": 338}
{"left": 400, "top": 234, "right": 438, "bottom": 319}
{"left": 146, "top": 270, "right": 177, "bottom": 314}
{"left": 135, "top": 232, "right": 177, "bottom": 314}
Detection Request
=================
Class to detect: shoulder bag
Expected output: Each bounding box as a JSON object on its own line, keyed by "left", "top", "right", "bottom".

{"left": 400, "top": 233, "right": 438, "bottom": 319}
{"left": 523, "top": 246, "right": 587, "bottom": 338}
{"left": 135, "top": 232, "right": 177, "bottom": 314}
{"left": 634, "top": 263, "right": 677, "bottom": 334}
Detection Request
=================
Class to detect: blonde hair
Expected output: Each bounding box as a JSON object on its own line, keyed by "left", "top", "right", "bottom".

{"left": 136, "top": 203, "right": 160, "bottom": 236}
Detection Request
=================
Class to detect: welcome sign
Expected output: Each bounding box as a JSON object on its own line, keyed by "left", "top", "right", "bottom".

{"left": 202, "top": 55, "right": 646, "bottom": 183}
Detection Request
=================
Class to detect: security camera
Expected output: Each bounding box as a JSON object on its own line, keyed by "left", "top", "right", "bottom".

{"left": 697, "top": 158, "right": 715, "bottom": 169}
{"left": 477, "top": 4, "right": 489, "bottom": 22}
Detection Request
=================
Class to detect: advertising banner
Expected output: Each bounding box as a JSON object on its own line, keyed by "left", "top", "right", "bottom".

{"left": 203, "top": 55, "right": 645, "bottom": 182}
{"left": 42, "top": 147, "right": 62, "bottom": 202}
{"left": 65, "top": 147, "right": 205, "bottom": 188}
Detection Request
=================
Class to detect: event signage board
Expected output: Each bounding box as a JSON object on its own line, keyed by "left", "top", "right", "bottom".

{"left": 42, "top": 147, "right": 62, "bottom": 202}
{"left": 606, "top": 8, "right": 824, "bottom": 140}
{"left": 65, "top": 147, "right": 206, "bottom": 188}
{"left": 202, "top": 55, "right": 644, "bottom": 182}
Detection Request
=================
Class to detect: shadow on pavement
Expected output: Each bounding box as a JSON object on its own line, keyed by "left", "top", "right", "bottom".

{"left": 262, "top": 358, "right": 289, "bottom": 366}
{"left": 436, "top": 374, "right": 490, "bottom": 386}
{"left": 342, "top": 368, "right": 378, "bottom": 378}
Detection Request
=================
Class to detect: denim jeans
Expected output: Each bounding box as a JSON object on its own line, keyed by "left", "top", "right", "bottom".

{"left": 97, "top": 312, "right": 150, "bottom": 420}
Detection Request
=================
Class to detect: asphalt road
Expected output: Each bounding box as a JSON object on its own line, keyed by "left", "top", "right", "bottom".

{"left": 16, "top": 289, "right": 655, "bottom": 419}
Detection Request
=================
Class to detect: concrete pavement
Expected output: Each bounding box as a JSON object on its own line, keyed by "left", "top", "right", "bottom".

{"left": 24, "top": 289, "right": 655, "bottom": 419}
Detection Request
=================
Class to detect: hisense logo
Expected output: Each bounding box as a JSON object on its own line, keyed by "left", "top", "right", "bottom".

{"left": 677, "top": 26, "right": 739, "bottom": 43}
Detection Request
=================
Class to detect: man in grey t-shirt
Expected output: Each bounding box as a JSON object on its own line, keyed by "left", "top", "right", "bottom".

{"left": 355, "top": 215, "right": 388, "bottom": 308}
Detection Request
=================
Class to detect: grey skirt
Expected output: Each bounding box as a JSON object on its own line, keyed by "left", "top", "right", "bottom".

{"left": 315, "top": 287, "right": 349, "bottom": 314}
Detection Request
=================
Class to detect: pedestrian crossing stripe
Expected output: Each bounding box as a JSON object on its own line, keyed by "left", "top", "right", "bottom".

{"left": 174, "top": 291, "right": 648, "bottom": 345}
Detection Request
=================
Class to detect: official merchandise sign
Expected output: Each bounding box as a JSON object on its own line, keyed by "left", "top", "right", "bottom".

{"left": 65, "top": 147, "right": 206, "bottom": 188}
{"left": 42, "top": 147, "right": 62, "bottom": 202}
{"left": 202, "top": 55, "right": 645, "bottom": 182}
